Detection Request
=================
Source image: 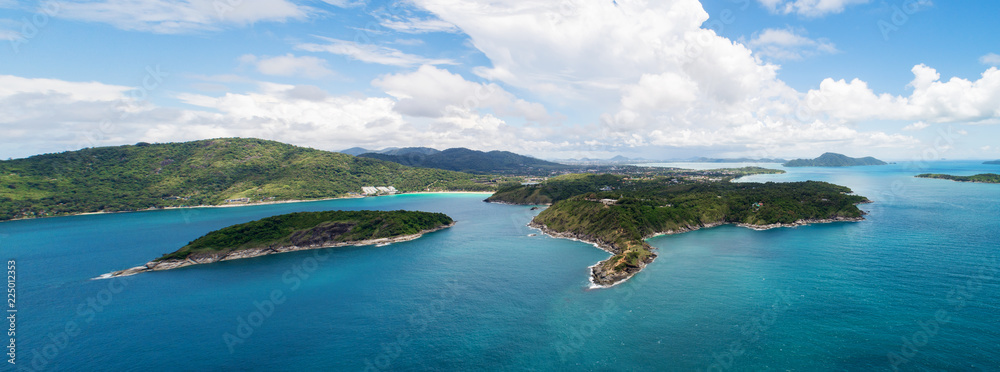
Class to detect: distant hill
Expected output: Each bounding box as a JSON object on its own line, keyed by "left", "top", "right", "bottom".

{"left": 338, "top": 147, "right": 375, "bottom": 156}
{"left": 339, "top": 147, "right": 438, "bottom": 157}
{"left": 692, "top": 157, "right": 787, "bottom": 163}
{"left": 380, "top": 147, "right": 440, "bottom": 156}
{"left": 555, "top": 155, "right": 655, "bottom": 165}
{"left": 359, "top": 147, "right": 567, "bottom": 174}
{"left": 0, "top": 138, "right": 487, "bottom": 221}
{"left": 784, "top": 153, "right": 887, "bottom": 167}
{"left": 985, "top": 160, "right": 1000, "bottom": 165}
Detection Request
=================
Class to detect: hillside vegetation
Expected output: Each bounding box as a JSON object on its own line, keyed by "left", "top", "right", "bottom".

{"left": 499, "top": 175, "right": 869, "bottom": 286}
{"left": 486, "top": 167, "right": 786, "bottom": 205}
{"left": 0, "top": 138, "right": 488, "bottom": 221}
{"left": 158, "top": 210, "right": 453, "bottom": 261}
{"left": 916, "top": 173, "right": 1000, "bottom": 184}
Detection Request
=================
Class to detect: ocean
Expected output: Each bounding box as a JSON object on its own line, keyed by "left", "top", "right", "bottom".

{"left": 3, "top": 161, "right": 998, "bottom": 371}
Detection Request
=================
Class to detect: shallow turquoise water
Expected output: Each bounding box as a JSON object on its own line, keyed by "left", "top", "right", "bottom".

{"left": 3, "top": 162, "right": 998, "bottom": 371}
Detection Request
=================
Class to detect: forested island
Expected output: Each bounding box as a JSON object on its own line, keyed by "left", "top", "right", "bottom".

{"left": 100, "top": 210, "right": 454, "bottom": 278}
{"left": 784, "top": 153, "right": 887, "bottom": 167}
{"left": 916, "top": 173, "right": 1000, "bottom": 184}
{"left": 488, "top": 175, "right": 869, "bottom": 287}
{"left": 0, "top": 138, "right": 491, "bottom": 221}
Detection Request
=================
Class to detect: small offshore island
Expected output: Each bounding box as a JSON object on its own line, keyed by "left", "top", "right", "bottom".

{"left": 916, "top": 173, "right": 1000, "bottom": 184}
{"left": 487, "top": 174, "right": 870, "bottom": 287}
{"left": 783, "top": 152, "right": 887, "bottom": 167}
{"left": 99, "top": 210, "right": 454, "bottom": 278}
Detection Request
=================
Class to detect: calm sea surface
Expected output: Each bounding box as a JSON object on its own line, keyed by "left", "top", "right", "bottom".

{"left": 3, "top": 162, "right": 998, "bottom": 371}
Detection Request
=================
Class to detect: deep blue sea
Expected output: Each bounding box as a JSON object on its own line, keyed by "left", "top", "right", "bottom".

{"left": 3, "top": 161, "right": 999, "bottom": 371}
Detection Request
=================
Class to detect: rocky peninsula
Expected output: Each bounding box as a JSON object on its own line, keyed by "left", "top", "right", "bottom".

{"left": 497, "top": 175, "right": 871, "bottom": 287}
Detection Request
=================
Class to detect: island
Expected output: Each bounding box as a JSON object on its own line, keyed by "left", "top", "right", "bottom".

{"left": 916, "top": 173, "right": 1000, "bottom": 184}
{"left": 985, "top": 160, "right": 1000, "bottom": 165}
{"left": 99, "top": 210, "right": 455, "bottom": 278}
{"left": 783, "top": 153, "right": 887, "bottom": 167}
{"left": 488, "top": 174, "right": 869, "bottom": 287}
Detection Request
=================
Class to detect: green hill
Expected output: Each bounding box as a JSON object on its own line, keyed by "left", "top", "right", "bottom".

{"left": 158, "top": 210, "right": 453, "bottom": 261}
{"left": 359, "top": 147, "right": 568, "bottom": 175}
{"left": 497, "top": 174, "right": 869, "bottom": 286}
{"left": 916, "top": 173, "right": 1000, "bottom": 184}
{"left": 784, "top": 153, "right": 887, "bottom": 167}
{"left": 0, "top": 138, "right": 488, "bottom": 221}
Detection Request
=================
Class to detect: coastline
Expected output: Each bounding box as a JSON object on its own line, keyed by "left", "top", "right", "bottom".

{"left": 915, "top": 176, "right": 1000, "bottom": 184}
{"left": 527, "top": 220, "right": 656, "bottom": 289}
{"left": 7, "top": 190, "right": 495, "bottom": 222}
{"left": 530, "top": 216, "right": 866, "bottom": 289}
{"left": 94, "top": 221, "right": 457, "bottom": 279}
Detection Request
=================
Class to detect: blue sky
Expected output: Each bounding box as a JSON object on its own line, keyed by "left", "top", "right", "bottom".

{"left": 1, "top": 0, "right": 998, "bottom": 161}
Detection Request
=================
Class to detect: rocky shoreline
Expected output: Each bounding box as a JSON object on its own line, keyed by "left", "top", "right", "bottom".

{"left": 95, "top": 222, "right": 456, "bottom": 279}
{"left": 530, "top": 215, "right": 866, "bottom": 288}
{"left": 527, "top": 220, "right": 656, "bottom": 288}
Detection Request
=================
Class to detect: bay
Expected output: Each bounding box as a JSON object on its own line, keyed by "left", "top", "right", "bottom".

{"left": 3, "top": 162, "right": 999, "bottom": 371}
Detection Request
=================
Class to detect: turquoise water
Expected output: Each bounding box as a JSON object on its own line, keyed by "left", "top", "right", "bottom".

{"left": 3, "top": 162, "right": 999, "bottom": 371}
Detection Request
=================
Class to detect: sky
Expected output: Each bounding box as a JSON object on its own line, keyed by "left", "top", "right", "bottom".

{"left": 1, "top": 0, "right": 998, "bottom": 161}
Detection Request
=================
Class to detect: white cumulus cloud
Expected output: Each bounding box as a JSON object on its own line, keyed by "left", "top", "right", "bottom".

{"left": 372, "top": 65, "right": 551, "bottom": 122}
{"left": 757, "top": 0, "right": 870, "bottom": 17}
{"left": 239, "top": 54, "right": 335, "bottom": 79}
{"left": 296, "top": 37, "right": 455, "bottom": 67}
{"left": 749, "top": 28, "right": 838, "bottom": 61}
{"left": 980, "top": 53, "right": 1000, "bottom": 66}
{"left": 56, "top": 0, "right": 311, "bottom": 34}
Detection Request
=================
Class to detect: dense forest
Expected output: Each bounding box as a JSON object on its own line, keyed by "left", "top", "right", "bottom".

{"left": 158, "top": 210, "right": 454, "bottom": 261}
{"left": 485, "top": 167, "right": 785, "bottom": 205}
{"left": 0, "top": 138, "right": 490, "bottom": 221}
{"left": 916, "top": 173, "right": 1000, "bottom": 184}
{"left": 500, "top": 175, "right": 869, "bottom": 285}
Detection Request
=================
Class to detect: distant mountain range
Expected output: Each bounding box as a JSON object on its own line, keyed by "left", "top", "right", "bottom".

{"left": 556, "top": 155, "right": 654, "bottom": 165}
{"left": 339, "top": 147, "right": 441, "bottom": 157}
{"left": 690, "top": 157, "right": 787, "bottom": 163}
{"left": 358, "top": 147, "right": 567, "bottom": 174}
{"left": 784, "top": 153, "right": 887, "bottom": 167}
{"left": 985, "top": 160, "right": 1000, "bottom": 165}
